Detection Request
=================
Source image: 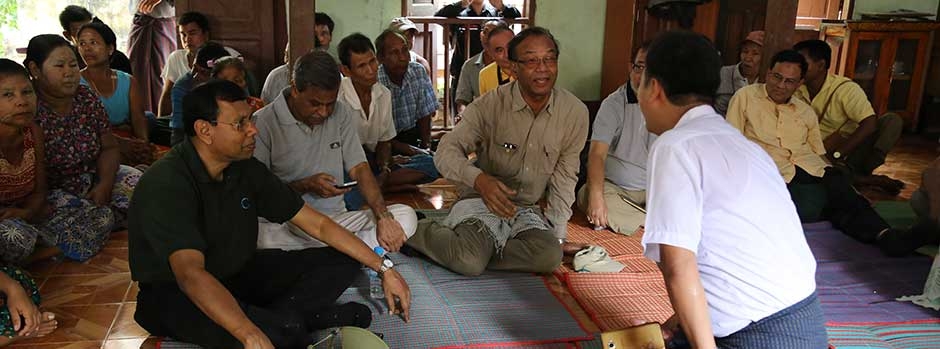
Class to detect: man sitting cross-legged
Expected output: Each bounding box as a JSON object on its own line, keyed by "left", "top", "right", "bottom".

{"left": 406, "top": 27, "right": 589, "bottom": 276}
{"left": 253, "top": 50, "right": 418, "bottom": 253}
{"left": 129, "top": 80, "right": 411, "bottom": 349}
{"left": 336, "top": 33, "right": 439, "bottom": 210}
{"left": 578, "top": 42, "right": 655, "bottom": 235}
{"left": 727, "top": 50, "right": 906, "bottom": 256}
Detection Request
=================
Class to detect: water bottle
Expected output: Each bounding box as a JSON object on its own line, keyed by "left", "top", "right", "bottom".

{"left": 369, "top": 246, "right": 386, "bottom": 299}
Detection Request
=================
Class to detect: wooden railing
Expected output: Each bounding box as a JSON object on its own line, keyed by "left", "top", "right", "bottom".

{"left": 407, "top": 16, "right": 530, "bottom": 127}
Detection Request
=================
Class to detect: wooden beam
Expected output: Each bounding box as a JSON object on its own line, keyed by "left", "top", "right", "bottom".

{"left": 600, "top": 0, "right": 636, "bottom": 97}
{"left": 760, "top": 0, "right": 799, "bottom": 77}
{"left": 287, "top": 0, "right": 316, "bottom": 72}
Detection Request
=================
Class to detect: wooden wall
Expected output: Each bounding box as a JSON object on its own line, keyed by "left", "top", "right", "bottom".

{"left": 175, "top": 0, "right": 281, "bottom": 87}
{"left": 600, "top": 0, "right": 721, "bottom": 97}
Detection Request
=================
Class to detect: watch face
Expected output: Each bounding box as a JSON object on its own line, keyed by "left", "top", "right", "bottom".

{"left": 383, "top": 258, "right": 394, "bottom": 268}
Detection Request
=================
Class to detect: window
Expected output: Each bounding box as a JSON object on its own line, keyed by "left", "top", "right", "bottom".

{"left": 1, "top": 0, "right": 133, "bottom": 60}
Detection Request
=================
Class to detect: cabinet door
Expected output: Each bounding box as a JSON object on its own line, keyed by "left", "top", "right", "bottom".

{"left": 845, "top": 32, "right": 887, "bottom": 106}
{"left": 886, "top": 32, "right": 930, "bottom": 125}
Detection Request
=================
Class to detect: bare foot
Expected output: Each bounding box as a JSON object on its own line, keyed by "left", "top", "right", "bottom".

{"left": 0, "top": 312, "right": 57, "bottom": 346}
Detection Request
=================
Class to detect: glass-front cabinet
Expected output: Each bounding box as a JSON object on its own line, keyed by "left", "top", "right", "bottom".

{"left": 821, "top": 21, "right": 939, "bottom": 130}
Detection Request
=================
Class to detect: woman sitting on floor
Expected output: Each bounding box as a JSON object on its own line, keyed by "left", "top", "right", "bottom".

{"left": 25, "top": 35, "right": 140, "bottom": 233}
{"left": 210, "top": 56, "right": 265, "bottom": 112}
{"left": 0, "top": 59, "right": 113, "bottom": 263}
{"left": 76, "top": 22, "right": 156, "bottom": 166}
{"left": 0, "top": 266, "right": 57, "bottom": 346}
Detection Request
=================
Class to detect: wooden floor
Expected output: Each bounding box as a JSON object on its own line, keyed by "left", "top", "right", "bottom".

{"left": 15, "top": 134, "right": 939, "bottom": 348}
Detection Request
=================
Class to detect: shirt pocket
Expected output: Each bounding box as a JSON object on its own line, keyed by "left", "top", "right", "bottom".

{"left": 540, "top": 143, "right": 560, "bottom": 174}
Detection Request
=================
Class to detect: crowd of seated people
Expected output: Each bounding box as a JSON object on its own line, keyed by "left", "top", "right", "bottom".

{"left": 4, "top": 1, "right": 940, "bottom": 347}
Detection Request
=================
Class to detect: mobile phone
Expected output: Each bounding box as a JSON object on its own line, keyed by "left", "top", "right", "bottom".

{"left": 334, "top": 181, "right": 358, "bottom": 189}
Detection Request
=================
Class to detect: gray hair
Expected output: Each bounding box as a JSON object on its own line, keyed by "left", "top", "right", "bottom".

{"left": 292, "top": 50, "right": 341, "bottom": 92}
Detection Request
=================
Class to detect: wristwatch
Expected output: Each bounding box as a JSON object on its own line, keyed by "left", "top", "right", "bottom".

{"left": 378, "top": 256, "right": 394, "bottom": 275}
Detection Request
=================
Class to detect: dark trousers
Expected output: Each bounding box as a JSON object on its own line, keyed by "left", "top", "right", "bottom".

{"left": 669, "top": 293, "right": 827, "bottom": 349}
{"left": 394, "top": 126, "right": 423, "bottom": 149}
{"left": 135, "top": 248, "right": 359, "bottom": 349}
{"left": 789, "top": 166, "right": 889, "bottom": 242}
{"left": 845, "top": 113, "right": 903, "bottom": 176}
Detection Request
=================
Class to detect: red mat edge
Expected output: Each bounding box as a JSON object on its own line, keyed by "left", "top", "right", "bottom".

{"left": 827, "top": 318, "right": 940, "bottom": 327}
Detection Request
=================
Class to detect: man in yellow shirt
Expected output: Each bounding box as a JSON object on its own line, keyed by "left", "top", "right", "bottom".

{"left": 728, "top": 49, "right": 907, "bottom": 256}
{"left": 793, "top": 40, "right": 904, "bottom": 194}
{"left": 478, "top": 24, "right": 516, "bottom": 96}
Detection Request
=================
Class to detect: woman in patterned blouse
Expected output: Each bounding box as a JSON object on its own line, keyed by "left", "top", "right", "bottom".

{"left": 24, "top": 35, "right": 140, "bottom": 259}
{"left": 0, "top": 58, "right": 115, "bottom": 264}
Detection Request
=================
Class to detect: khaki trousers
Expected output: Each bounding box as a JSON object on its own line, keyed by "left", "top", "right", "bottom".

{"left": 577, "top": 180, "right": 646, "bottom": 235}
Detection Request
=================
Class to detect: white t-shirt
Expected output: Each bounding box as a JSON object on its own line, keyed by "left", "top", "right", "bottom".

{"left": 338, "top": 78, "right": 396, "bottom": 152}
{"left": 260, "top": 64, "right": 291, "bottom": 104}
{"left": 161, "top": 46, "right": 241, "bottom": 83}
{"left": 642, "top": 105, "right": 817, "bottom": 337}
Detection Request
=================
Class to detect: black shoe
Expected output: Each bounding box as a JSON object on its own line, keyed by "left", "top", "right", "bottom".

{"left": 306, "top": 302, "right": 372, "bottom": 330}
{"left": 878, "top": 228, "right": 928, "bottom": 257}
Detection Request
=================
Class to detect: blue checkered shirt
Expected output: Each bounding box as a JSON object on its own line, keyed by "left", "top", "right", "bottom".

{"left": 378, "top": 62, "right": 439, "bottom": 132}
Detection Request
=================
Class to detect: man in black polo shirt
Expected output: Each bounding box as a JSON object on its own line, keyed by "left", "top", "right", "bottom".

{"left": 128, "top": 80, "right": 411, "bottom": 349}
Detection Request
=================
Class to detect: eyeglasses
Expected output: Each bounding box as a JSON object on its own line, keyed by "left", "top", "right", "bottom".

{"left": 631, "top": 63, "right": 646, "bottom": 72}
{"left": 210, "top": 115, "right": 255, "bottom": 132}
{"left": 513, "top": 56, "right": 558, "bottom": 69}
{"left": 768, "top": 72, "right": 801, "bottom": 87}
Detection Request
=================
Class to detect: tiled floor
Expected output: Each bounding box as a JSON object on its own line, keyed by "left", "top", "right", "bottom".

{"left": 16, "top": 135, "right": 938, "bottom": 348}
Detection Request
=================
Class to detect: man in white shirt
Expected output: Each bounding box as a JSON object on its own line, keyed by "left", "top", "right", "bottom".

{"left": 579, "top": 42, "right": 655, "bottom": 235}
{"left": 261, "top": 44, "right": 290, "bottom": 104}
{"left": 635, "top": 31, "right": 826, "bottom": 348}
{"left": 336, "top": 33, "right": 439, "bottom": 210}
{"left": 158, "top": 11, "right": 240, "bottom": 117}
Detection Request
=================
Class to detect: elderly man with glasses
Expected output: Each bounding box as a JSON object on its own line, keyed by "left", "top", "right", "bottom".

{"left": 578, "top": 41, "right": 656, "bottom": 236}
{"left": 405, "top": 27, "right": 589, "bottom": 276}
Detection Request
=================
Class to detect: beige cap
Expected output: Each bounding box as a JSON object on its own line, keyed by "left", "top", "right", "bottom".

{"left": 573, "top": 246, "right": 625, "bottom": 273}
{"left": 389, "top": 17, "right": 418, "bottom": 33}
{"left": 743, "top": 30, "right": 765, "bottom": 47}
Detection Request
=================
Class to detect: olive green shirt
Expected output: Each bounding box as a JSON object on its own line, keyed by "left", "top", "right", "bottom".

{"left": 434, "top": 81, "right": 589, "bottom": 238}
{"left": 128, "top": 139, "right": 304, "bottom": 283}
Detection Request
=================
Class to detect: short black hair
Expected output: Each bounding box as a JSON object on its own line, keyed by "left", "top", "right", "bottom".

{"left": 374, "top": 29, "right": 406, "bottom": 59}
{"left": 293, "top": 50, "right": 341, "bottom": 92}
{"left": 315, "top": 12, "right": 335, "bottom": 33}
{"left": 793, "top": 39, "right": 831, "bottom": 69}
{"left": 24, "top": 34, "right": 74, "bottom": 76}
{"left": 77, "top": 22, "right": 117, "bottom": 49}
{"left": 633, "top": 40, "right": 652, "bottom": 58}
{"left": 643, "top": 30, "right": 721, "bottom": 106}
{"left": 769, "top": 49, "right": 808, "bottom": 79}
{"left": 183, "top": 79, "right": 247, "bottom": 137}
{"left": 178, "top": 11, "right": 210, "bottom": 32}
{"left": 507, "top": 27, "right": 560, "bottom": 63}
{"left": 338, "top": 33, "right": 376, "bottom": 68}
{"left": 59, "top": 5, "right": 93, "bottom": 33}
{"left": 194, "top": 42, "right": 230, "bottom": 70}
{"left": 0, "top": 59, "right": 29, "bottom": 80}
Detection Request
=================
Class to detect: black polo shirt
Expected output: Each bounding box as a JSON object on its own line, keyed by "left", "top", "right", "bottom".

{"left": 128, "top": 139, "right": 304, "bottom": 284}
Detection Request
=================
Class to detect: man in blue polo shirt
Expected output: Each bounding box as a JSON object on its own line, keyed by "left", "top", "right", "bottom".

{"left": 129, "top": 80, "right": 411, "bottom": 349}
